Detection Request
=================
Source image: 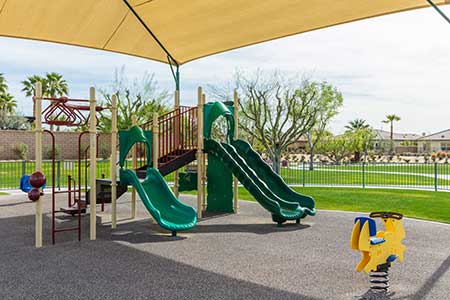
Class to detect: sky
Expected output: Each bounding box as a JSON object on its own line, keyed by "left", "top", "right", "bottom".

{"left": 0, "top": 6, "right": 449, "bottom": 135}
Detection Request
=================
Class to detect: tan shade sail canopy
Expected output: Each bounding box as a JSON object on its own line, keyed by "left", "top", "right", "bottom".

{"left": 0, "top": 0, "right": 448, "bottom": 65}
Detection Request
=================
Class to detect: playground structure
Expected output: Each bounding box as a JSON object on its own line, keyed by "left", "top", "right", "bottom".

{"left": 29, "top": 81, "right": 317, "bottom": 246}
{"left": 116, "top": 87, "right": 316, "bottom": 235}
{"left": 31, "top": 82, "right": 119, "bottom": 247}
{"left": 351, "top": 212, "right": 406, "bottom": 295}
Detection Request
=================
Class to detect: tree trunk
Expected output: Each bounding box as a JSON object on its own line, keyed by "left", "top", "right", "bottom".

{"left": 354, "top": 151, "right": 360, "bottom": 162}
{"left": 307, "top": 133, "right": 314, "bottom": 171}
{"left": 272, "top": 153, "right": 281, "bottom": 174}
{"left": 390, "top": 121, "right": 394, "bottom": 154}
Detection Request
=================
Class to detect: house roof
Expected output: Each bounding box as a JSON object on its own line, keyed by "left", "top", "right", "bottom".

{"left": 418, "top": 129, "right": 450, "bottom": 141}
{"left": 373, "top": 129, "right": 421, "bottom": 141}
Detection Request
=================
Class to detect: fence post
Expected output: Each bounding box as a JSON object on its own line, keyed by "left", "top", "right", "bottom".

{"left": 57, "top": 160, "right": 61, "bottom": 190}
{"left": 302, "top": 161, "right": 306, "bottom": 187}
{"left": 22, "top": 160, "right": 26, "bottom": 176}
{"left": 362, "top": 161, "right": 366, "bottom": 188}
{"left": 434, "top": 162, "right": 438, "bottom": 191}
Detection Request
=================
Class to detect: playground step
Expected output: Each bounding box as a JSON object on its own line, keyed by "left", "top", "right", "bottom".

{"left": 85, "top": 179, "right": 128, "bottom": 204}
{"left": 136, "top": 148, "right": 197, "bottom": 177}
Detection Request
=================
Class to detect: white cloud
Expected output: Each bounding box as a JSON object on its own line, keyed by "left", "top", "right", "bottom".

{"left": 0, "top": 6, "right": 449, "bottom": 135}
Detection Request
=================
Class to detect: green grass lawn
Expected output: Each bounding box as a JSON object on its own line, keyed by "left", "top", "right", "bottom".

{"left": 185, "top": 187, "right": 450, "bottom": 224}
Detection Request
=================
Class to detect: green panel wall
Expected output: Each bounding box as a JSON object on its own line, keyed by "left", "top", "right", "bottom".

{"left": 206, "top": 152, "right": 234, "bottom": 213}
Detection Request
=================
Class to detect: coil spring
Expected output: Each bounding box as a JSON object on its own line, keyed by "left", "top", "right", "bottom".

{"left": 369, "top": 269, "right": 390, "bottom": 293}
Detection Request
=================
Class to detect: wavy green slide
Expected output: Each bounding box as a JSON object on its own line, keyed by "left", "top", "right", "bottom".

{"left": 233, "top": 139, "right": 316, "bottom": 217}
{"left": 205, "top": 139, "right": 304, "bottom": 223}
{"left": 119, "top": 125, "right": 196, "bottom": 234}
{"left": 120, "top": 168, "right": 197, "bottom": 234}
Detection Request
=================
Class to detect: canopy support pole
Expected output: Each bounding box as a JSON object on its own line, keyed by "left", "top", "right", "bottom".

{"left": 426, "top": 0, "right": 450, "bottom": 24}
{"left": 122, "top": 0, "right": 181, "bottom": 91}
{"left": 168, "top": 58, "right": 180, "bottom": 92}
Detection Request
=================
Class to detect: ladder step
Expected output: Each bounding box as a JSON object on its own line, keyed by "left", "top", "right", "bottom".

{"left": 54, "top": 227, "right": 79, "bottom": 233}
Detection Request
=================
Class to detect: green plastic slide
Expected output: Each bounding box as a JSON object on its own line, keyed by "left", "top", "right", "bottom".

{"left": 204, "top": 139, "right": 304, "bottom": 223}
{"left": 232, "top": 139, "right": 316, "bottom": 217}
{"left": 119, "top": 125, "right": 196, "bottom": 234}
{"left": 120, "top": 168, "right": 197, "bottom": 233}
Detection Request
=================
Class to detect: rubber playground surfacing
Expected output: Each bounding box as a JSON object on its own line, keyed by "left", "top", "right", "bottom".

{"left": 0, "top": 193, "right": 449, "bottom": 300}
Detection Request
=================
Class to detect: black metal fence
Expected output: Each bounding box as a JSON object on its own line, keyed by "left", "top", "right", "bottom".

{"left": 0, "top": 160, "right": 110, "bottom": 190}
{"left": 281, "top": 162, "right": 450, "bottom": 191}
{"left": 1, "top": 160, "right": 450, "bottom": 192}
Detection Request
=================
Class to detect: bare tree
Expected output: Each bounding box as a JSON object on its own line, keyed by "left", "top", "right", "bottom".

{"left": 97, "top": 67, "right": 170, "bottom": 132}
{"left": 233, "top": 70, "right": 342, "bottom": 173}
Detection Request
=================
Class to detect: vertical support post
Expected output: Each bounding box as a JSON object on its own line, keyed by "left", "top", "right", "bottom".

{"left": 34, "top": 82, "right": 43, "bottom": 248}
{"left": 434, "top": 162, "right": 438, "bottom": 192}
{"left": 196, "top": 87, "right": 204, "bottom": 219}
{"left": 302, "top": 161, "right": 306, "bottom": 187}
{"left": 233, "top": 90, "right": 239, "bottom": 213}
{"left": 152, "top": 113, "right": 159, "bottom": 170}
{"left": 57, "top": 160, "right": 61, "bottom": 190}
{"left": 22, "top": 160, "right": 26, "bottom": 176}
{"left": 174, "top": 90, "right": 180, "bottom": 198}
{"left": 201, "top": 93, "right": 207, "bottom": 211}
{"left": 362, "top": 161, "right": 366, "bottom": 188}
{"left": 131, "top": 114, "right": 138, "bottom": 219}
{"left": 110, "top": 95, "right": 118, "bottom": 228}
{"left": 89, "top": 87, "right": 97, "bottom": 241}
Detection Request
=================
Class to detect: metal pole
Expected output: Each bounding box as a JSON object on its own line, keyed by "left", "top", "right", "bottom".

{"left": 89, "top": 87, "right": 97, "bottom": 241}
{"left": 57, "top": 160, "right": 61, "bottom": 190}
{"left": 34, "top": 82, "right": 43, "bottom": 248}
{"left": 201, "top": 93, "right": 207, "bottom": 211}
{"left": 152, "top": 113, "right": 159, "bottom": 170}
{"left": 111, "top": 95, "right": 118, "bottom": 228}
{"left": 173, "top": 90, "right": 180, "bottom": 198}
{"left": 196, "top": 87, "right": 204, "bottom": 219}
{"left": 362, "top": 161, "right": 366, "bottom": 188}
{"left": 434, "top": 162, "right": 438, "bottom": 191}
{"left": 302, "top": 161, "right": 306, "bottom": 187}
{"left": 233, "top": 90, "right": 239, "bottom": 213}
{"left": 131, "top": 115, "right": 137, "bottom": 219}
{"left": 426, "top": 0, "right": 450, "bottom": 24}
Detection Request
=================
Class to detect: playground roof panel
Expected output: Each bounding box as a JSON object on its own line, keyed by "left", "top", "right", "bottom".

{"left": 0, "top": 0, "right": 448, "bottom": 65}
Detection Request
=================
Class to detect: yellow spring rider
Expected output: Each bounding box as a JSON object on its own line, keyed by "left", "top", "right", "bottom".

{"left": 350, "top": 212, "right": 406, "bottom": 295}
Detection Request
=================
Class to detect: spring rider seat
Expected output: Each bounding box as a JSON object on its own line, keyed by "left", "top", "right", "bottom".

{"left": 350, "top": 212, "right": 406, "bottom": 297}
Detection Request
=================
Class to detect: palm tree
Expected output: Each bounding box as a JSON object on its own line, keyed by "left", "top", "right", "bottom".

{"left": 0, "top": 93, "right": 17, "bottom": 113}
{"left": 21, "top": 75, "right": 48, "bottom": 97}
{"left": 22, "top": 75, "right": 46, "bottom": 118}
{"left": 45, "top": 72, "right": 68, "bottom": 97}
{"left": 382, "top": 114, "right": 401, "bottom": 154}
{"left": 344, "top": 119, "right": 372, "bottom": 161}
{"left": 22, "top": 73, "right": 68, "bottom": 122}
{"left": 0, "top": 73, "right": 8, "bottom": 95}
{"left": 345, "top": 118, "right": 370, "bottom": 132}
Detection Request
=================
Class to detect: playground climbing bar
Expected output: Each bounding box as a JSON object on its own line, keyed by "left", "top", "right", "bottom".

{"left": 89, "top": 87, "right": 97, "bottom": 240}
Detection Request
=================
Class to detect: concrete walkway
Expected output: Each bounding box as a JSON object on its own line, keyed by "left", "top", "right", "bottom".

{"left": 0, "top": 193, "right": 449, "bottom": 300}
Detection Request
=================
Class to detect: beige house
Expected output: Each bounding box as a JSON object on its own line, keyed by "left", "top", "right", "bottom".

{"left": 417, "top": 129, "right": 450, "bottom": 153}
{"left": 373, "top": 129, "right": 420, "bottom": 154}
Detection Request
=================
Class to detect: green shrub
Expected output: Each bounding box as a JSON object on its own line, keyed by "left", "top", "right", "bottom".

{"left": 99, "top": 143, "right": 111, "bottom": 159}
{"left": 13, "top": 143, "right": 28, "bottom": 160}
{"left": 45, "top": 144, "right": 61, "bottom": 159}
